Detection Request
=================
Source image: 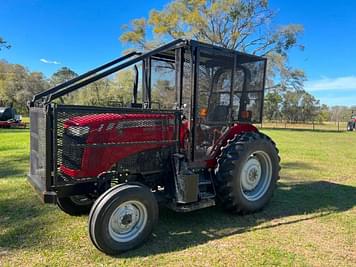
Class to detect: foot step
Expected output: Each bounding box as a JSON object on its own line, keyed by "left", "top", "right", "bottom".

{"left": 199, "top": 192, "right": 215, "bottom": 199}
{"left": 167, "top": 198, "right": 215, "bottom": 212}
{"left": 199, "top": 180, "right": 212, "bottom": 185}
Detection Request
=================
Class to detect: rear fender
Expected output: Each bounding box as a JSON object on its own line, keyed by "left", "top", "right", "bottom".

{"left": 206, "top": 123, "right": 258, "bottom": 168}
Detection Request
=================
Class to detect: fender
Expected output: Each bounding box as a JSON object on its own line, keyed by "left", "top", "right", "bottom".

{"left": 205, "top": 123, "right": 258, "bottom": 168}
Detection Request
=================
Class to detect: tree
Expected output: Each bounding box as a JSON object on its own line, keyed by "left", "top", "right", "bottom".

{"left": 50, "top": 67, "right": 78, "bottom": 104}
{"left": 0, "top": 60, "right": 49, "bottom": 113}
{"left": 330, "top": 106, "right": 356, "bottom": 123}
{"left": 120, "top": 0, "right": 304, "bottom": 88}
{"left": 50, "top": 67, "right": 78, "bottom": 86}
{"left": 264, "top": 90, "right": 282, "bottom": 120}
{"left": 317, "top": 104, "right": 330, "bottom": 123}
{"left": 110, "top": 69, "right": 136, "bottom": 104}
{"left": 0, "top": 36, "right": 11, "bottom": 51}
{"left": 75, "top": 69, "right": 136, "bottom": 106}
{"left": 76, "top": 79, "right": 112, "bottom": 106}
{"left": 281, "top": 89, "right": 320, "bottom": 122}
{"left": 152, "top": 79, "right": 176, "bottom": 108}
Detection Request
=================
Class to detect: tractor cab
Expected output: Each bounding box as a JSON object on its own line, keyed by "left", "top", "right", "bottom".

{"left": 28, "top": 39, "right": 279, "bottom": 255}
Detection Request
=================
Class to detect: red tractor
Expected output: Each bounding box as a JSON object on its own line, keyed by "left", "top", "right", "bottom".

{"left": 0, "top": 105, "right": 26, "bottom": 128}
{"left": 28, "top": 39, "right": 280, "bottom": 254}
{"left": 347, "top": 110, "right": 356, "bottom": 131}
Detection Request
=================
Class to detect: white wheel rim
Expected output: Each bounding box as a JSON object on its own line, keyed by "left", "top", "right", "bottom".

{"left": 108, "top": 200, "right": 147, "bottom": 242}
{"left": 240, "top": 150, "right": 272, "bottom": 201}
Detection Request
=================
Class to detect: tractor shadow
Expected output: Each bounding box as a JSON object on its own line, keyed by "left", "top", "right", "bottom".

{"left": 0, "top": 128, "right": 29, "bottom": 178}
{"left": 0, "top": 154, "right": 29, "bottom": 178}
{"left": 281, "top": 161, "right": 318, "bottom": 170}
{"left": 0, "top": 189, "right": 54, "bottom": 252}
{"left": 122, "top": 179, "right": 356, "bottom": 258}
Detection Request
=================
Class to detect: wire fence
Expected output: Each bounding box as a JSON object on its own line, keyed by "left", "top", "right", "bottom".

{"left": 257, "top": 121, "right": 348, "bottom": 132}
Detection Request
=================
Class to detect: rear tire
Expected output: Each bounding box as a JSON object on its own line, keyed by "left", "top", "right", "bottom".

{"left": 215, "top": 132, "right": 280, "bottom": 213}
{"left": 57, "top": 195, "right": 93, "bottom": 216}
{"left": 88, "top": 183, "right": 158, "bottom": 255}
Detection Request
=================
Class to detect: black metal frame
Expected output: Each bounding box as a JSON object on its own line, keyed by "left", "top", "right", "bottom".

{"left": 27, "top": 105, "right": 56, "bottom": 203}
{"left": 30, "top": 39, "right": 266, "bottom": 112}
{"left": 28, "top": 39, "right": 267, "bottom": 203}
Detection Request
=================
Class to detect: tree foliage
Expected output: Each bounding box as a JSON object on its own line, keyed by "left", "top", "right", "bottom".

{"left": 262, "top": 89, "right": 351, "bottom": 123}
{"left": 0, "top": 60, "right": 49, "bottom": 113}
{"left": 120, "top": 0, "right": 304, "bottom": 88}
{"left": 281, "top": 90, "right": 319, "bottom": 122}
{"left": 50, "top": 67, "right": 78, "bottom": 86}
{"left": 51, "top": 68, "right": 137, "bottom": 107}
{"left": 0, "top": 60, "right": 137, "bottom": 113}
{"left": 264, "top": 90, "right": 282, "bottom": 120}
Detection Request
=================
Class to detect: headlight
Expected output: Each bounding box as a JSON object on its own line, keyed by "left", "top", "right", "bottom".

{"left": 67, "top": 126, "right": 90, "bottom": 136}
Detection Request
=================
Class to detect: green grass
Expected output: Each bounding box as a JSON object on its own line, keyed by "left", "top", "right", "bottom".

{"left": 0, "top": 128, "right": 355, "bottom": 266}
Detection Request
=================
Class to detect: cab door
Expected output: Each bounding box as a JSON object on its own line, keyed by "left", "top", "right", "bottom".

{"left": 192, "top": 47, "right": 235, "bottom": 163}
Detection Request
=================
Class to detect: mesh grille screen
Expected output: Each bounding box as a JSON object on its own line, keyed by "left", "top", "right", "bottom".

{"left": 61, "top": 134, "right": 86, "bottom": 169}
{"left": 29, "top": 107, "right": 47, "bottom": 190}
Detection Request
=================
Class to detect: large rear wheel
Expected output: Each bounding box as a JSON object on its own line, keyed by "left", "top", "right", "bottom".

{"left": 88, "top": 183, "right": 158, "bottom": 255}
{"left": 215, "top": 132, "right": 280, "bottom": 213}
{"left": 347, "top": 122, "right": 354, "bottom": 131}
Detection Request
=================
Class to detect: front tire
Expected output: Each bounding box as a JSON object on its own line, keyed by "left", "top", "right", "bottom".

{"left": 57, "top": 195, "right": 93, "bottom": 216}
{"left": 215, "top": 132, "right": 280, "bottom": 213}
{"left": 88, "top": 183, "right": 158, "bottom": 255}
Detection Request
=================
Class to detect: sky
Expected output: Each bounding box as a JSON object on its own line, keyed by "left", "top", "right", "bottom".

{"left": 1, "top": 0, "right": 356, "bottom": 106}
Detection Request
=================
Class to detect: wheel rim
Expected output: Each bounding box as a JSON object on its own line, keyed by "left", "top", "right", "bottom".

{"left": 108, "top": 200, "right": 148, "bottom": 243}
{"left": 240, "top": 150, "right": 272, "bottom": 201}
{"left": 69, "top": 195, "right": 92, "bottom": 206}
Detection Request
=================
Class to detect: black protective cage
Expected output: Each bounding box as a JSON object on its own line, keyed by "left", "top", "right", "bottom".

{"left": 28, "top": 39, "right": 267, "bottom": 203}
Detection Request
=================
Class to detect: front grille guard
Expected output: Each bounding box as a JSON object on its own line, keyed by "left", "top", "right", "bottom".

{"left": 52, "top": 104, "right": 181, "bottom": 186}
{"left": 28, "top": 106, "right": 56, "bottom": 202}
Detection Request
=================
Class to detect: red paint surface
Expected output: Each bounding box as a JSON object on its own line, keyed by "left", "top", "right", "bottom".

{"left": 0, "top": 121, "right": 26, "bottom": 128}
{"left": 205, "top": 123, "right": 258, "bottom": 168}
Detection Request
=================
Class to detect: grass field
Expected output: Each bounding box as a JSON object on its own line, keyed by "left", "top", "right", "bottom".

{"left": 0, "top": 128, "right": 355, "bottom": 266}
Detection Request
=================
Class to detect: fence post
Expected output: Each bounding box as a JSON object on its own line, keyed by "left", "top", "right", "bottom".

{"left": 313, "top": 121, "right": 315, "bottom": 131}
{"left": 338, "top": 120, "right": 340, "bottom": 132}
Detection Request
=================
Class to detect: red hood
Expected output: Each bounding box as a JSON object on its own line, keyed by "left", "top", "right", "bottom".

{"left": 64, "top": 113, "right": 176, "bottom": 128}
